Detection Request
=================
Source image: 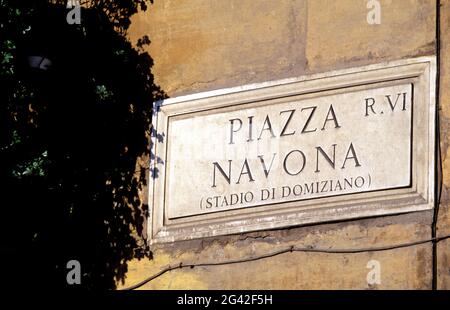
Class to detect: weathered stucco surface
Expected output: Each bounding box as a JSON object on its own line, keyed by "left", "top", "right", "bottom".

{"left": 120, "top": 213, "right": 433, "bottom": 289}
{"left": 128, "top": 0, "right": 436, "bottom": 97}
{"left": 118, "top": 0, "right": 449, "bottom": 289}
{"left": 437, "top": 0, "right": 450, "bottom": 290}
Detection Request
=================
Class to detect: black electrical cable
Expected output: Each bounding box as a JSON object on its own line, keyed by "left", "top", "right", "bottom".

{"left": 431, "top": 0, "right": 442, "bottom": 290}
{"left": 121, "top": 233, "right": 450, "bottom": 290}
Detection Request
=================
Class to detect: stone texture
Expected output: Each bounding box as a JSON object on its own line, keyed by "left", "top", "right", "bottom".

{"left": 150, "top": 63, "right": 435, "bottom": 244}
{"left": 122, "top": 0, "right": 443, "bottom": 289}
{"left": 165, "top": 84, "right": 412, "bottom": 219}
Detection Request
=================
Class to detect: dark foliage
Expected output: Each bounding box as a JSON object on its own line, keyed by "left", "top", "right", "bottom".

{"left": 0, "top": 0, "right": 165, "bottom": 289}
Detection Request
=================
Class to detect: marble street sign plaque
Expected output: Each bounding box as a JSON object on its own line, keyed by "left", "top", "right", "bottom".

{"left": 149, "top": 57, "right": 436, "bottom": 243}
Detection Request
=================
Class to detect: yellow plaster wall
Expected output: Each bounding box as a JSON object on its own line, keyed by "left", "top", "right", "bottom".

{"left": 119, "top": 0, "right": 449, "bottom": 290}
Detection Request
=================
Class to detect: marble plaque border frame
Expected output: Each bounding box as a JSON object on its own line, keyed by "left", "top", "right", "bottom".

{"left": 148, "top": 56, "right": 436, "bottom": 244}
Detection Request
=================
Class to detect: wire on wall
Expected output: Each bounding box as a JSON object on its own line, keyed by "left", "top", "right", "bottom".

{"left": 121, "top": 233, "right": 450, "bottom": 290}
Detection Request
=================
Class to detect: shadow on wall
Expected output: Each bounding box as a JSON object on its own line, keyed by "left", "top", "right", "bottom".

{"left": 0, "top": 1, "right": 166, "bottom": 289}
